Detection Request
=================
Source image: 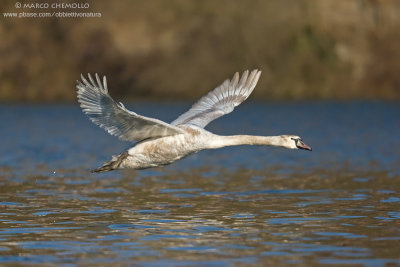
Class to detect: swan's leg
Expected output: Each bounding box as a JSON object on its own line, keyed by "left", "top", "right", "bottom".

{"left": 91, "top": 151, "right": 129, "bottom": 173}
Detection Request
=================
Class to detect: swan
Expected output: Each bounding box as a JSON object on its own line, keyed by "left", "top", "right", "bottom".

{"left": 77, "top": 69, "right": 311, "bottom": 172}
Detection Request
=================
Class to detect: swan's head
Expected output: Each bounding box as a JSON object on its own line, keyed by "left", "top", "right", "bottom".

{"left": 281, "top": 135, "right": 312, "bottom": 151}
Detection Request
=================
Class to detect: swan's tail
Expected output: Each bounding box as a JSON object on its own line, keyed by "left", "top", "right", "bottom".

{"left": 91, "top": 151, "right": 129, "bottom": 173}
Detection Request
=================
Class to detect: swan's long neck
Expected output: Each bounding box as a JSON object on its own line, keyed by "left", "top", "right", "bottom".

{"left": 208, "top": 135, "right": 285, "bottom": 149}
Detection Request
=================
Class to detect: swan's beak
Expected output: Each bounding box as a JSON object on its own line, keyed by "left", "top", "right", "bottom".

{"left": 297, "top": 141, "right": 312, "bottom": 151}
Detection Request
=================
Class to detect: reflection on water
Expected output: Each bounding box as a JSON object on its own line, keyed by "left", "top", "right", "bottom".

{"left": 0, "top": 102, "right": 399, "bottom": 266}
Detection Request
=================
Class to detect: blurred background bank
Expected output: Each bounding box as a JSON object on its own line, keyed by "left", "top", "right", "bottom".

{"left": 1, "top": 0, "right": 400, "bottom": 102}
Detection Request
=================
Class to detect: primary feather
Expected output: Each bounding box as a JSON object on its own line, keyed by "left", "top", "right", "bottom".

{"left": 171, "top": 69, "right": 261, "bottom": 128}
{"left": 76, "top": 73, "right": 183, "bottom": 141}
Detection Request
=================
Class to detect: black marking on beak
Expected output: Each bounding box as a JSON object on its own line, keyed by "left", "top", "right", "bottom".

{"left": 292, "top": 138, "right": 312, "bottom": 151}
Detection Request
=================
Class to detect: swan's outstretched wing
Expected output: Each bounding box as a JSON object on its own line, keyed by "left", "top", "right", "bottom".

{"left": 77, "top": 74, "right": 183, "bottom": 141}
{"left": 171, "top": 69, "right": 261, "bottom": 128}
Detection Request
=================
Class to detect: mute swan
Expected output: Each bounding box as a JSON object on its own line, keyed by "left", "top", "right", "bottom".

{"left": 77, "top": 69, "right": 311, "bottom": 172}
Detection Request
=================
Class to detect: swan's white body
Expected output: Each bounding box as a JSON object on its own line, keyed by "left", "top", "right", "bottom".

{"left": 77, "top": 70, "right": 311, "bottom": 172}
{"left": 120, "top": 126, "right": 213, "bottom": 169}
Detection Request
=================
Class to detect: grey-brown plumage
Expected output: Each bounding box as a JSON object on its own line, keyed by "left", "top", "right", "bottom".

{"left": 76, "top": 69, "right": 311, "bottom": 172}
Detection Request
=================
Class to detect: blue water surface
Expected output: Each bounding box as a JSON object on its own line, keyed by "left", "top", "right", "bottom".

{"left": 0, "top": 101, "right": 399, "bottom": 266}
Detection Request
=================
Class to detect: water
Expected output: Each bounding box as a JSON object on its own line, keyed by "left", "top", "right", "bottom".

{"left": 0, "top": 101, "right": 399, "bottom": 266}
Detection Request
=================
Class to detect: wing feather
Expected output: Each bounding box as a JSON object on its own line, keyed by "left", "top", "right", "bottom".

{"left": 77, "top": 73, "right": 183, "bottom": 141}
{"left": 171, "top": 69, "right": 261, "bottom": 128}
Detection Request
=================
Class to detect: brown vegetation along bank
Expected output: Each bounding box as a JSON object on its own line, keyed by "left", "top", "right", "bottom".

{"left": 0, "top": 0, "right": 400, "bottom": 102}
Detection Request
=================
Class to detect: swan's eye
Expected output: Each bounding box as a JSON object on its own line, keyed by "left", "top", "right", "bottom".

{"left": 291, "top": 137, "right": 300, "bottom": 143}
